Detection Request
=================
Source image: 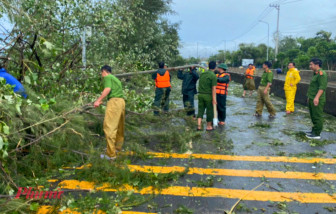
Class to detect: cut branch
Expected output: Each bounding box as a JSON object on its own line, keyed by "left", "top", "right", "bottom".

{"left": 10, "top": 103, "right": 93, "bottom": 136}
{"left": 0, "top": 161, "right": 18, "bottom": 189}
{"left": 11, "top": 120, "right": 70, "bottom": 153}
{"left": 114, "top": 64, "right": 207, "bottom": 78}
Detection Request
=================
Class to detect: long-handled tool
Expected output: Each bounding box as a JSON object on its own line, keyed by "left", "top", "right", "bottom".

{"left": 213, "top": 97, "right": 218, "bottom": 128}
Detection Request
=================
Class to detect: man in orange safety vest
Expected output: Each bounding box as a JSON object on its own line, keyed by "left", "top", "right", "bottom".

{"left": 152, "top": 61, "right": 171, "bottom": 115}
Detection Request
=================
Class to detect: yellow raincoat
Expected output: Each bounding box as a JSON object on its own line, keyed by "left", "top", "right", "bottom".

{"left": 284, "top": 68, "right": 301, "bottom": 112}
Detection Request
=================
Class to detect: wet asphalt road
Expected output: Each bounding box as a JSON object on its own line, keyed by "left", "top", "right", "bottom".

{"left": 126, "top": 82, "right": 336, "bottom": 213}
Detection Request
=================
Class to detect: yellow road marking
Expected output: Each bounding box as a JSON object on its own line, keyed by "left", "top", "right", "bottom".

{"left": 37, "top": 205, "right": 156, "bottom": 214}
{"left": 57, "top": 180, "right": 336, "bottom": 203}
{"left": 60, "top": 164, "right": 336, "bottom": 181}
{"left": 128, "top": 165, "right": 336, "bottom": 180}
{"left": 145, "top": 152, "right": 336, "bottom": 164}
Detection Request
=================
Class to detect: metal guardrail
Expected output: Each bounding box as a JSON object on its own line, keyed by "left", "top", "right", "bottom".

{"left": 229, "top": 68, "right": 336, "bottom": 85}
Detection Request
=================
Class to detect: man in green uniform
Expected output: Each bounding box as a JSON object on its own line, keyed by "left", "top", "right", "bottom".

{"left": 177, "top": 66, "right": 199, "bottom": 117}
{"left": 254, "top": 61, "right": 276, "bottom": 118}
{"left": 94, "top": 65, "right": 125, "bottom": 160}
{"left": 197, "top": 61, "right": 217, "bottom": 131}
{"left": 306, "top": 58, "right": 328, "bottom": 139}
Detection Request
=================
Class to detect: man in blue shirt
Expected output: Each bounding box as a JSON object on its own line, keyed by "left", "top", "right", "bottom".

{"left": 0, "top": 66, "right": 27, "bottom": 98}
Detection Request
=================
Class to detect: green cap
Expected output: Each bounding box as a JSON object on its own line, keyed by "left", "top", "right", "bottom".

{"left": 217, "top": 63, "right": 228, "bottom": 70}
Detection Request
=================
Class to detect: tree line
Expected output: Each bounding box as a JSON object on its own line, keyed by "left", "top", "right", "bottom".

{"left": 0, "top": 0, "right": 179, "bottom": 92}
{"left": 173, "top": 31, "right": 336, "bottom": 71}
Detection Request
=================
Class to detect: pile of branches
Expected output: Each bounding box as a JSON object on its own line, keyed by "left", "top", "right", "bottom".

{"left": 0, "top": 90, "right": 105, "bottom": 196}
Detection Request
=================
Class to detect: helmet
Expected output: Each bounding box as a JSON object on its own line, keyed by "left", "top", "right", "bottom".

{"left": 217, "top": 63, "right": 228, "bottom": 70}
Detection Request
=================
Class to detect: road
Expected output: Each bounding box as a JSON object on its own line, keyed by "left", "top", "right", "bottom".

{"left": 38, "top": 82, "right": 336, "bottom": 214}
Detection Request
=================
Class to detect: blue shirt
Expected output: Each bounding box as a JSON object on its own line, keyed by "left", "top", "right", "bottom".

{"left": 0, "top": 68, "right": 27, "bottom": 98}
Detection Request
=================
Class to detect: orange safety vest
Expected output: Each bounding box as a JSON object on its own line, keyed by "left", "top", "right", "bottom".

{"left": 155, "top": 70, "right": 171, "bottom": 88}
{"left": 216, "top": 73, "right": 230, "bottom": 95}
{"left": 245, "top": 67, "right": 255, "bottom": 79}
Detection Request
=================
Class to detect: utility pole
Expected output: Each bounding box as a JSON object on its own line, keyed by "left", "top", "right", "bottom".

{"left": 270, "top": 4, "right": 280, "bottom": 60}
{"left": 196, "top": 42, "right": 199, "bottom": 60}
{"left": 224, "top": 40, "right": 226, "bottom": 62}
{"left": 259, "top": 20, "right": 269, "bottom": 61}
{"left": 81, "top": 28, "right": 86, "bottom": 69}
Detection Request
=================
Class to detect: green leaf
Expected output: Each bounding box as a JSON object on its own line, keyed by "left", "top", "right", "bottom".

{"left": 3, "top": 125, "right": 9, "bottom": 135}
{"left": 2, "top": 150, "right": 8, "bottom": 158}
{"left": 15, "top": 103, "right": 22, "bottom": 115}
{"left": 4, "top": 95, "right": 14, "bottom": 103}
{"left": 44, "top": 41, "right": 54, "bottom": 50}
{"left": 32, "top": 73, "right": 38, "bottom": 81}
{"left": 41, "top": 103, "right": 50, "bottom": 111}
{"left": 39, "top": 99, "right": 47, "bottom": 104}
{"left": 24, "top": 75, "right": 31, "bottom": 84}
{"left": 0, "top": 136, "right": 3, "bottom": 150}
{"left": 30, "top": 202, "right": 39, "bottom": 211}
{"left": 49, "top": 98, "right": 56, "bottom": 105}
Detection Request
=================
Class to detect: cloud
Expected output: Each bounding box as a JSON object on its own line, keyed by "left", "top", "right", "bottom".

{"left": 169, "top": 0, "right": 336, "bottom": 57}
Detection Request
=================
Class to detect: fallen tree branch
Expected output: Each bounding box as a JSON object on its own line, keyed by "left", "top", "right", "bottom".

{"left": 82, "top": 110, "right": 104, "bottom": 117}
{"left": 0, "top": 195, "right": 14, "bottom": 198}
{"left": 0, "top": 161, "right": 18, "bottom": 189}
{"left": 9, "top": 103, "right": 93, "bottom": 136}
{"left": 10, "top": 120, "right": 70, "bottom": 154}
{"left": 126, "top": 110, "right": 152, "bottom": 115}
{"left": 114, "top": 64, "right": 207, "bottom": 78}
{"left": 45, "top": 143, "right": 89, "bottom": 157}
{"left": 227, "top": 182, "right": 264, "bottom": 214}
{"left": 68, "top": 128, "right": 84, "bottom": 139}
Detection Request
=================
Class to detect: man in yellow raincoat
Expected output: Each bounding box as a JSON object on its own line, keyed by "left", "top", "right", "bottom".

{"left": 284, "top": 62, "right": 301, "bottom": 114}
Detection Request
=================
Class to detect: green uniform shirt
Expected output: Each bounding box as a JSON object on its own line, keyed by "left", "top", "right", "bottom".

{"left": 307, "top": 69, "right": 328, "bottom": 101}
{"left": 103, "top": 74, "right": 124, "bottom": 100}
{"left": 260, "top": 70, "right": 273, "bottom": 86}
{"left": 198, "top": 70, "right": 217, "bottom": 94}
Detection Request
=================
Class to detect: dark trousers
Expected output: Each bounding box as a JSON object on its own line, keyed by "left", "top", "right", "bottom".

{"left": 308, "top": 98, "right": 325, "bottom": 135}
{"left": 217, "top": 94, "right": 227, "bottom": 122}
{"left": 183, "top": 91, "right": 195, "bottom": 116}
{"left": 153, "top": 87, "right": 171, "bottom": 115}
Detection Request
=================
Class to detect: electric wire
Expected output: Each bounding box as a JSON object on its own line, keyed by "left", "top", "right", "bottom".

{"left": 226, "top": 7, "right": 273, "bottom": 42}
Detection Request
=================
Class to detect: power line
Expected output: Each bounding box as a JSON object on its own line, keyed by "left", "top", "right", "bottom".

{"left": 256, "top": 35, "right": 268, "bottom": 44}
{"left": 227, "top": 7, "right": 274, "bottom": 41}
{"left": 281, "top": 0, "right": 303, "bottom": 5}
{"left": 285, "top": 19, "right": 336, "bottom": 32}
{"left": 270, "top": 0, "right": 287, "bottom": 5}
{"left": 204, "top": 0, "right": 308, "bottom": 54}
{"left": 216, "top": 0, "right": 297, "bottom": 47}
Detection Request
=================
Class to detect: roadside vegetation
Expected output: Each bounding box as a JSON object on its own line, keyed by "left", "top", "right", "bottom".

{"left": 0, "top": 0, "right": 187, "bottom": 212}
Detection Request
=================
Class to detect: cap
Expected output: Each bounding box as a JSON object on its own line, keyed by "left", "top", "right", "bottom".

{"left": 217, "top": 63, "right": 228, "bottom": 70}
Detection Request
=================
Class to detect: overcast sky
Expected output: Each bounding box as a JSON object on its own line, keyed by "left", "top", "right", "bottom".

{"left": 167, "top": 0, "right": 336, "bottom": 58}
